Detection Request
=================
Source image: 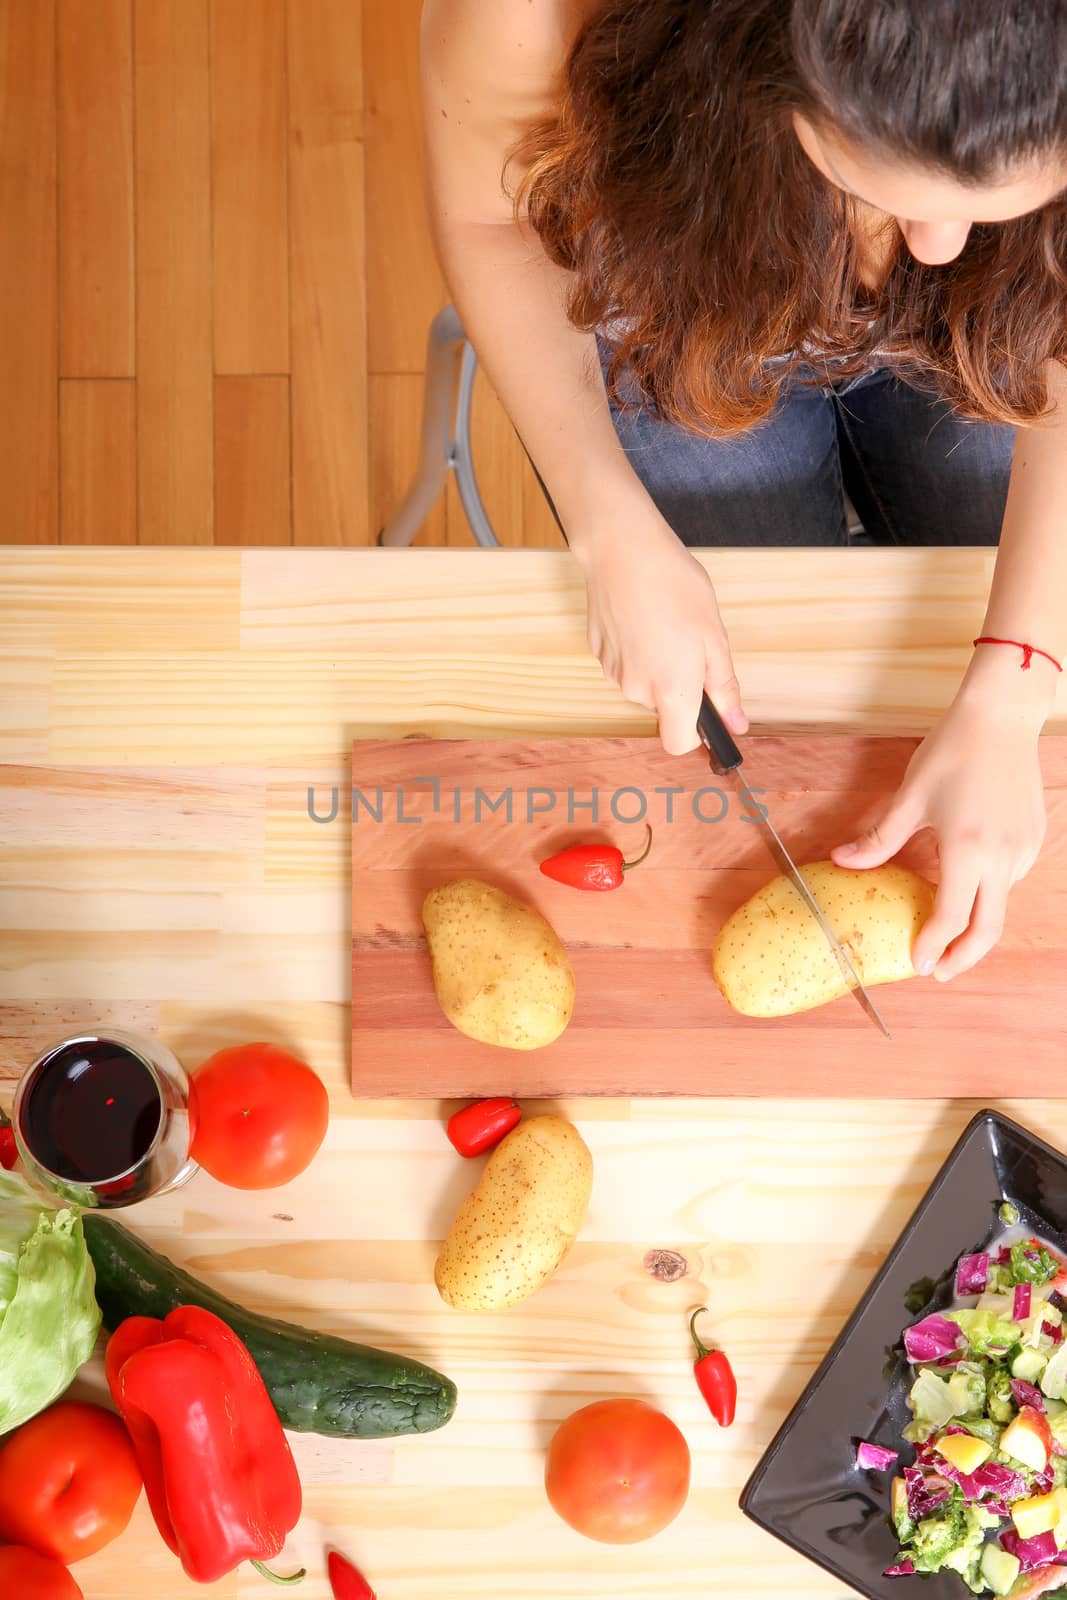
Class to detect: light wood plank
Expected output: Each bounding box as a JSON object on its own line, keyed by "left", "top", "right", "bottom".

{"left": 368, "top": 373, "right": 447, "bottom": 548}
{"left": 0, "top": 1001, "right": 159, "bottom": 1085}
{"left": 0, "top": 653, "right": 51, "bottom": 761}
{"left": 289, "top": 0, "right": 368, "bottom": 544}
{"left": 364, "top": 0, "right": 445, "bottom": 374}
{"left": 44, "top": 643, "right": 1067, "bottom": 766}
{"left": 0, "top": 0, "right": 58, "bottom": 542}
{"left": 134, "top": 0, "right": 214, "bottom": 543}
{"left": 0, "top": 547, "right": 240, "bottom": 652}
{"left": 237, "top": 545, "right": 1000, "bottom": 664}
{"left": 60, "top": 380, "right": 137, "bottom": 544}
{"left": 210, "top": 0, "right": 289, "bottom": 375}
{"left": 214, "top": 375, "right": 292, "bottom": 545}
{"left": 57, "top": 0, "right": 135, "bottom": 377}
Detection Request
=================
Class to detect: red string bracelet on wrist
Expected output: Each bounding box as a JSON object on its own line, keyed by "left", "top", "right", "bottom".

{"left": 973, "top": 636, "right": 1064, "bottom": 672}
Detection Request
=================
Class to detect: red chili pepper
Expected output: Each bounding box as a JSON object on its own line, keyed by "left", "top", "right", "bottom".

{"left": 446, "top": 1097, "right": 522, "bottom": 1158}
{"left": 328, "top": 1550, "right": 377, "bottom": 1600}
{"left": 689, "top": 1307, "right": 737, "bottom": 1427}
{"left": 539, "top": 823, "right": 653, "bottom": 891}
{"left": 0, "top": 1107, "right": 17, "bottom": 1170}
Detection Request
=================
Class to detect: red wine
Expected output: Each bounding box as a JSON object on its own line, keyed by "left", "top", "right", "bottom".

{"left": 20, "top": 1040, "right": 162, "bottom": 1184}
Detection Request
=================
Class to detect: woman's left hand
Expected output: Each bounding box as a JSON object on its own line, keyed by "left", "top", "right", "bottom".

{"left": 830, "top": 697, "right": 1046, "bottom": 981}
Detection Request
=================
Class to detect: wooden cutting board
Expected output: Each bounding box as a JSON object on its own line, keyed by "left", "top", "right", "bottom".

{"left": 352, "top": 735, "right": 1067, "bottom": 1097}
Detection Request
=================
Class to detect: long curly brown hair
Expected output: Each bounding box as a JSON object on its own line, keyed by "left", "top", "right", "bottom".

{"left": 512, "top": 0, "right": 1067, "bottom": 435}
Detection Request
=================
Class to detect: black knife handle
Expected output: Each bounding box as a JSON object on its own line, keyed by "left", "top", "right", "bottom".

{"left": 697, "top": 691, "right": 743, "bottom": 775}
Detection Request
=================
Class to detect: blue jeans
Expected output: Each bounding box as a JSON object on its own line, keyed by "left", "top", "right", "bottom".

{"left": 605, "top": 361, "right": 1015, "bottom": 546}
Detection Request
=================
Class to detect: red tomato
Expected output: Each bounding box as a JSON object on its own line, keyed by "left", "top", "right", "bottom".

{"left": 190, "top": 1042, "right": 329, "bottom": 1189}
{"left": 0, "top": 1547, "right": 83, "bottom": 1599}
{"left": 0, "top": 1401, "right": 142, "bottom": 1565}
{"left": 545, "top": 1398, "right": 691, "bottom": 1544}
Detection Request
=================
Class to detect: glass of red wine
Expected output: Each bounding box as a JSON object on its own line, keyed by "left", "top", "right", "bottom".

{"left": 13, "top": 1029, "right": 198, "bottom": 1208}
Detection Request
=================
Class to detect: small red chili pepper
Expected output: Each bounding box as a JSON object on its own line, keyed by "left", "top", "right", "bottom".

{"left": 328, "top": 1550, "right": 377, "bottom": 1600}
{"left": 446, "top": 1097, "right": 521, "bottom": 1158}
{"left": 539, "top": 823, "right": 653, "bottom": 891}
{"left": 689, "top": 1306, "right": 737, "bottom": 1428}
{"left": 0, "top": 1108, "right": 17, "bottom": 1171}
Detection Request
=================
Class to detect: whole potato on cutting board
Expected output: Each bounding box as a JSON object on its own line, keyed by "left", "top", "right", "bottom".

{"left": 422, "top": 879, "right": 575, "bottom": 1050}
{"left": 435, "top": 1116, "right": 593, "bottom": 1311}
{"left": 712, "top": 860, "right": 935, "bottom": 1018}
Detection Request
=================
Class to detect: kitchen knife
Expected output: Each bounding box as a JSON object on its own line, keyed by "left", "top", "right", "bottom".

{"left": 696, "top": 692, "right": 890, "bottom": 1037}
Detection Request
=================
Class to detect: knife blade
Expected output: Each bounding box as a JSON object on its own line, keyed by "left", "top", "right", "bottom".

{"left": 696, "top": 692, "right": 890, "bottom": 1037}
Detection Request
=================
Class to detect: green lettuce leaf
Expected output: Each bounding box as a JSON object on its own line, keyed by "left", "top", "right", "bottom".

{"left": 946, "top": 1308, "right": 1022, "bottom": 1359}
{"left": 1008, "top": 1240, "right": 1060, "bottom": 1287}
{"left": 0, "top": 1172, "right": 101, "bottom": 1434}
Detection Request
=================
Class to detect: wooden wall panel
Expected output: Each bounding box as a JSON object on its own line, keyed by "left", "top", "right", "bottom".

{"left": 289, "top": 0, "right": 368, "bottom": 544}
{"left": 60, "top": 380, "right": 137, "bottom": 544}
{"left": 133, "top": 0, "right": 214, "bottom": 543}
{"left": 0, "top": 0, "right": 58, "bottom": 543}
{"left": 364, "top": 0, "right": 445, "bottom": 375}
{"left": 214, "top": 375, "right": 291, "bottom": 546}
{"left": 1, "top": 0, "right": 545, "bottom": 548}
{"left": 210, "top": 0, "right": 289, "bottom": 376}
{"left": 57, "top": 0, "right": 135, "bottom": 378}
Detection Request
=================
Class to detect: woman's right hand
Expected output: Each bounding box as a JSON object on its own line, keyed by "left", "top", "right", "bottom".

{"left": 577, "top": 508, "right": 749, "bottom": 755}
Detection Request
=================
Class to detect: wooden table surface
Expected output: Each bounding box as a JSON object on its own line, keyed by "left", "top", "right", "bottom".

{"left": 3, "top": 545, "right": 1067, "bottom": 1600}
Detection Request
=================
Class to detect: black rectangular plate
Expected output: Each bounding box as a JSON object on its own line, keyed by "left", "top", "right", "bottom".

{"left": 741, "top": 1109, "right": 1067, "bottom": 1599}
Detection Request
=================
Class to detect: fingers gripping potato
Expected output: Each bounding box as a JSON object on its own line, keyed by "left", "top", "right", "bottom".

{"left": 422, "top": 879, "right": 575, "bottom": 1050}
{"left": 435, "top": 1116, "right": 594, "bottom": 1311}
{"left": 712, "top": 860, "right": 935, "bottom": 1018}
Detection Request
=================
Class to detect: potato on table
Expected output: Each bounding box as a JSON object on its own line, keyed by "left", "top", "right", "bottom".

{"left": 422, "top": 878, "right": 575, "bottom": 1050}
{"left": 712, "top": 860, "right": 935, "bottom": 1018}
{"left": 435, "top": 1115, "right": 593, "bottom": 1311}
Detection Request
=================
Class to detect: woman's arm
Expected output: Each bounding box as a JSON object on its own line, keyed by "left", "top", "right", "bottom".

{"left": 421, "top": 0, "right": 636, "bottom": 540}
{"left": 420, "top": 0, "right": 748, "bottom": 752}
{"left": 834, "top": 362, "right": 1067, "bottom": 977}
{"left": 966, "top": 359, "right": 1067, "bottom": 714}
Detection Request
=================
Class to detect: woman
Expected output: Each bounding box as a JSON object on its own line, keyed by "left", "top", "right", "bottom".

{"left": 420, "top": 0, "right": 1067, "bottom": 981}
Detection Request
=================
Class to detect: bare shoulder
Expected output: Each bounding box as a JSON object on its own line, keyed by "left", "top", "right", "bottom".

{"left": 421, "top": 0, "right": 594, "bottom": 120}
{"left": 421, "top": 0, "right": 598, "bottom": 221}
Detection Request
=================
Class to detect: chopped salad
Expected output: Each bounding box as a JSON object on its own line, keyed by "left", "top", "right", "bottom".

{"left": 859, "top": 1222, "right": 1067, "bottom": 1598}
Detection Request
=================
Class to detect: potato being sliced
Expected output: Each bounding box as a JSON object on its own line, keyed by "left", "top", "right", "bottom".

{"left": 422, "top": 878, "right": 575, "bottom": 1050}
{"left": 712, "top": 860, "right": 935, "bottom": 1018}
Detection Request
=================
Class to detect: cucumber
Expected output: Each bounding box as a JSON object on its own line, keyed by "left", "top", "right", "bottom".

{"left": 84, "top": 1214, "right": 456, "bottom": 1439}
{"left": 1012, "top": 1345, "right": 1048, "bottom": 1383}
{"left": 980, "top": 1542, "right": 1020, "bottom": 1597}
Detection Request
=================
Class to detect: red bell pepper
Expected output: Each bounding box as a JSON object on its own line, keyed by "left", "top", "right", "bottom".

{"left": 105, "top": 1306, "right": 304, "bottom": 1586}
